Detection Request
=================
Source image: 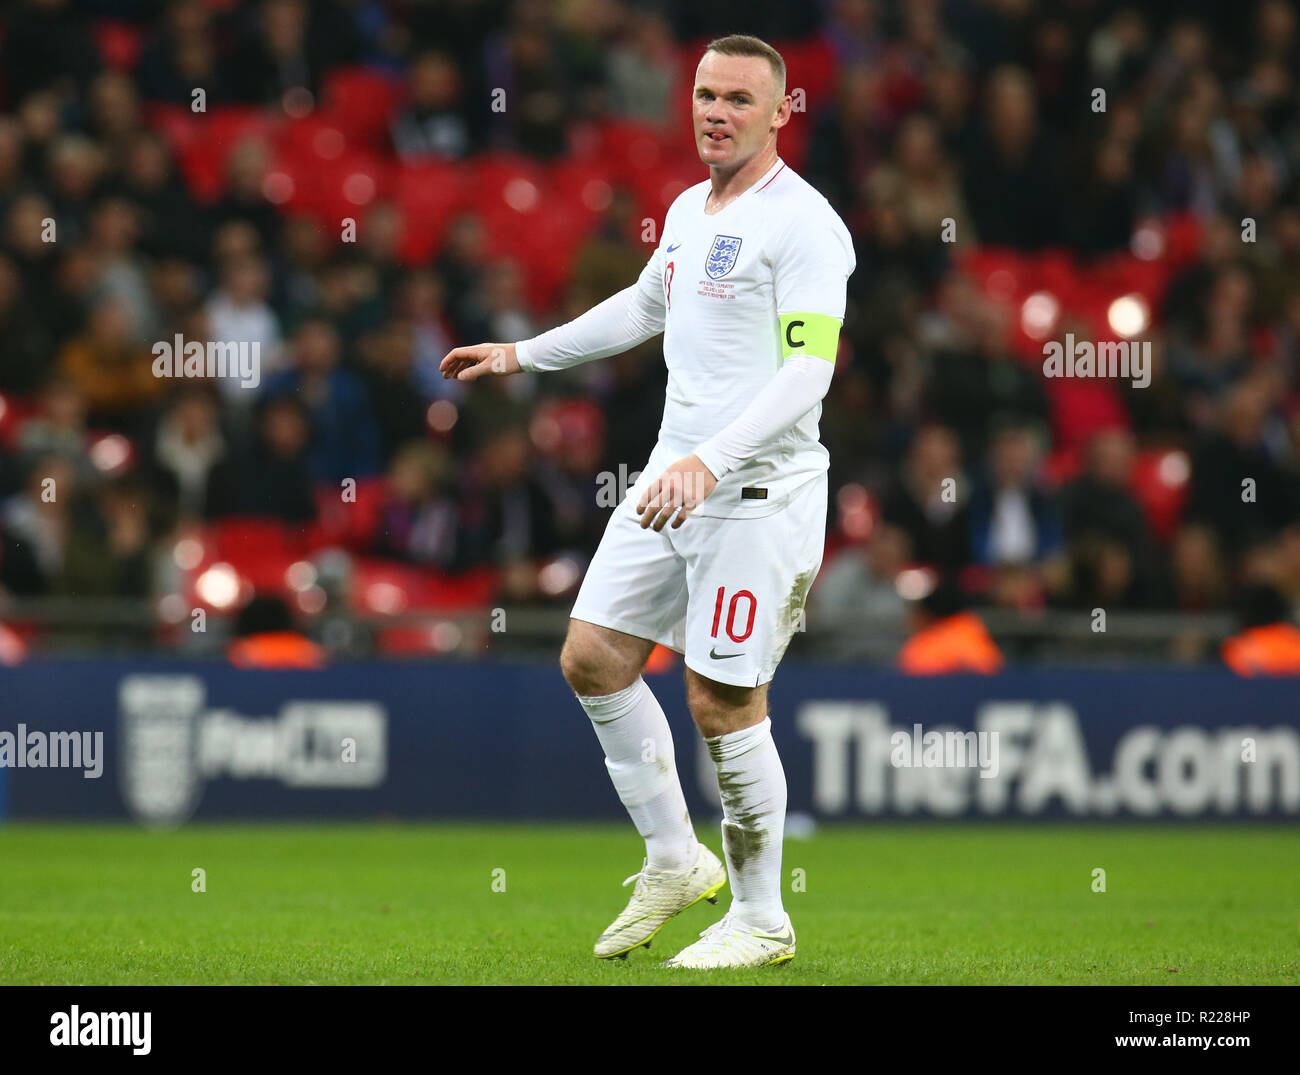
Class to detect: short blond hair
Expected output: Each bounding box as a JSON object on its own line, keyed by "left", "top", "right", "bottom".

{"left": 704, "top": 34, "right": 787, "bottom": 103}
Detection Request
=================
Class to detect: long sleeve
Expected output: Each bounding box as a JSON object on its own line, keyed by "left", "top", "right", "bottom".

{"left": 692, "top": 199, "right": 852, "bottom": 482}
{"left": 516, "top": 247, "right": 667, "bottom": 371}
{"left": 694, "top": 353, "right": 835, "bottom": 480}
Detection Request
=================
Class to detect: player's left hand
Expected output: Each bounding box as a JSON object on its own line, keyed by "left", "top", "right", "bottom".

{"left": 636, "top": 455, "right": 717, "bottom": 531}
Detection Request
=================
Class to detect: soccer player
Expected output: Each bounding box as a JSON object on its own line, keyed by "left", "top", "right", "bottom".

{"left": 441, "top": 34, "right": 855, "bottom": 968}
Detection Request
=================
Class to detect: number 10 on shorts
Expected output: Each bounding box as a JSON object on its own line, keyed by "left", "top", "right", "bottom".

{"left": 711, "top": 586, "right": 756, "bottom": 643}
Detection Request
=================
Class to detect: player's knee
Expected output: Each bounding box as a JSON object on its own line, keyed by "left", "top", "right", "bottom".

{"left": 560, "top": 630, "right": 624, "bottom": 696}
{"left": 685, "top": 670, "right": 765, "bottom": 735}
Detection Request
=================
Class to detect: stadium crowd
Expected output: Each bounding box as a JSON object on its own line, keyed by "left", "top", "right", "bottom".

{"left": 0, "top": 0, "right": 1299, "bottom": 657}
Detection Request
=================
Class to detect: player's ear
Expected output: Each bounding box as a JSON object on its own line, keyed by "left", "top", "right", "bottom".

{"left": 771, "top": 94, "right": 792, "bottom": 130}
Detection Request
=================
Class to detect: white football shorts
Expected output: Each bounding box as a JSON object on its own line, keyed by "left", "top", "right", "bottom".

{"left": 569, "top": 473, "right": 827, "bottom": 688}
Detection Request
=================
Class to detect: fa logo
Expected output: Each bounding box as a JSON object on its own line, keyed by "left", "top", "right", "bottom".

{"left": 705, "top": 235, "right": 742, "bottom": 279}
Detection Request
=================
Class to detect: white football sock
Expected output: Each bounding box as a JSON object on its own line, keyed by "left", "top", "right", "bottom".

{"left": 706, "top": 716, "right": 787, "bottom": 933}
{"left": 577, "top": 676, "right": 698, "bottom": 870}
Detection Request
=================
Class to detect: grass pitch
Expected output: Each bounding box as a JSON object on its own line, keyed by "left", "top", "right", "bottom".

{"left": 0, "top": 822, "right": 1295, "bottom": 985}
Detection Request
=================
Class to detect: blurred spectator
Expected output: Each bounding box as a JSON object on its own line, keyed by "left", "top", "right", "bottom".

{"left": 6, "top": 192, "right": 61, "bottom": 326}
{"left": 13, "top": 376, "right": 95, "bottom": 484}
{"left": 898, "top": 578, "right": 1003, "bottom": 675}
{"left": 356, "top": 203, "right": 407, "bottom": 294}
{"left": 47, "top": 134, "right": 103, "bottom": 246}
{"left": 1060, "top": 428, "right": 1149, "bottom": 557}
{"left": 57, "top": 474, "right": 155, "bottom": 598}
{"left": 881, "top": 424, "right": 970, "bottom": 567}
{"left": 211, "top": 139, "right": 281, "bottom": 248}
{"left": 810, "top": 522, "right": 911, "bottom": 625}
{"left": 1056, "top": 428, "right": 1173, "bottom": 608}
{"left": 1221, "top": 583, "right": 1300, "bottom": 676}
{"left": 0, "top": 252, "right": 55, "bottom": 395}
{"left": 372, "top": 440, "right": 460, "bottom": 569}
{"left": 357, "top": 318, "right": 432, "bottom": 463}
{"left": 228, "top": 593, "right": 326, "bottom": 669}
{"left": 399, "top": 270, "right": 461, "bottom": 401}
{"left": 530, "top": 398, "right": 608, "bottom": 557}
{"left": 86, "top": 196, "right": 160, "bottom": 344}
{"left": 87, "top": 71, "right": 142, "bottom": 169}
{"left": 206, "top": 394, "right": 317, "bottom": 523}
{"left": 870, "top": 113, "right": 970, "bottom": 250}
{"left": 922, "top": 288, "right": 1048, "bottom": 463}
{"left": 1186, "top": 378, "right": 1300, "bottom": 555}
{"left": 114, "top": 131, "right": 209, "bottom": 262}
{"left": 481, "top": 259, "right": 537, "bottom": 347}
{"left": 136, "top": 0, "right": 237, "bottom": 107}
{"left": 148, "top": 383, "right": 230, "bottom": 522}
{"left": 264, "top": 318, "right": 382, "bottom": 482}
{"left": 237, "top": 0, "right": 362, "bottom": 106}
{"left": 0, "top": 0, "right": 99, "bottom": 102}
{"left": 960, "top": 66, "right": 1063, "bottom": 249}
{"left": 203, "top": 252, "right": 285, "bottom": 406}
{"left": 606, "top": 10, "right": 679, "bottom": 123}
{"left": 0, "top": 453, "right": 79, "bottom": 592}
{"left": 391, "top": 51, "right": 476, "bottom": 160}
{"left": 1168, "top": 523, "right": 1230, "bottom": 613}
{"left": 458, "top": 421, "right": 561, "bottom": 591}
{"left": 434, "top": 212, "right": 491, "bottom": 342}
{"left": 483, "top": 18, "right": 575, "bottom": 158}
{"left": 807, "top": 64, "right": 888, "bottom": 218}
{"left": 57, "top": 298, "right": 161, "bottom": 426}
{"left": 968, "top": 424, "right": 1062, "bottom": 568}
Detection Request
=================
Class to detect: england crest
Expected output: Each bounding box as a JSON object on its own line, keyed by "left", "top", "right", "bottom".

{"left": 705, "top": 234, "right": 742, "bottom": 279}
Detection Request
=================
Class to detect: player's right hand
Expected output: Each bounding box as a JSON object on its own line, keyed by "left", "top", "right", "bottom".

{"left": 439, "top": 342, "right": 521, "bottom": 381}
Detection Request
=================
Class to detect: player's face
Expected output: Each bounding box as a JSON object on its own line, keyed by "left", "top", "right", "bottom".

{"left": 693, "top": 52, "right": 783, "bottom": 168}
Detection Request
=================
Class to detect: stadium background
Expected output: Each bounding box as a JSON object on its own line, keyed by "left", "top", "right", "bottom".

{"left": 0, "top": 0, "right": 1297, "bottom": 976}
{"left": 0, "top": 0, "right": 1295, "bottom": 991}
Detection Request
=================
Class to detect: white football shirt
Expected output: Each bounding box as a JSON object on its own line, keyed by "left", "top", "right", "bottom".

{"left": 518, "top": 156, "right": 856, "bottom": 519}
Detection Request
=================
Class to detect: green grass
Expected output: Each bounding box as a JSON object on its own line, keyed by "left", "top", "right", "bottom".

{"left": 0, "top": 823, "right": 1295, "bottom": 985}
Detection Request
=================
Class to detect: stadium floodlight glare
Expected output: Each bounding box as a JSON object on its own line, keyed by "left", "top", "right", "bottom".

{"left": 1107, "top": 294, "right": 1149, "bottom": 338}
{"left": 195, "top": 563, "right": 242, "bottom": 609}
{"left": 896, "top": 567, "right": 937, "bottom": 601}
{"left": 1020, "top": 291, "right": 1060, "bottom": 341}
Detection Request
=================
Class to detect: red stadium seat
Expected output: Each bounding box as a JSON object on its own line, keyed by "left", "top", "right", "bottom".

{"left": 94, "top": 19, "right": 144, "bottom": 71}
{"left": 320, "top": 66, "right": 404, "bottom": 148}
{"left": 468, "top": 152, "right": 551, "bottom": 213}
{"left": 172, "top": 107, "right": 280, "bottom": 203}
{"left": 271, "top": 148, "right": 392, "bottom": 223}
{"left": 276, "top": 114, "right": 351, "bottom": 163}
{"left": 209, "top": 517, "right": 303, "bottom": 558}
{"left": 394, "top": 160, "right": 469, "bottom": 263}
{"left": 550, "top": 155, "right": 617, "bottom": 218}
{"left": 182, "top": 519, "right": 308, "bottom": 605}
{"left": 1130, "top": 447, "right": 1191, "bottom": 543}
{"left": 1043, "top": 378, "right": 1130, "bottom": 459}
{"left": 595, "top": 119, "right": 670, "bottom": 183}
{"left": 0, "top": 392, "right": 38, "bottom": 450}
{"left": 774, "top": 36, "right": 839, "bottom": 120}
{"left": 310, "top": 477, "right": 386, "bottom": 552}
{"left": 507, "top": 200, "right": 596, "bottom": 310}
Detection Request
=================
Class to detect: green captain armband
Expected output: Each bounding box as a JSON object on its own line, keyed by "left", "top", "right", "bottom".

{"left": 779, "top": 312, "right": 841, "bottom": 364}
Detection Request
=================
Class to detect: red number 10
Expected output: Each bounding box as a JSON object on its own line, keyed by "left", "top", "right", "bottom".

{"left": 711, "top": 586, "right": 756, "bottom": 642}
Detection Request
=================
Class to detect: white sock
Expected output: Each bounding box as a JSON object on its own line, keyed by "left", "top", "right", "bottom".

{"left": 706, "top": 716, "right": 786, "bottom": 932}
{"left": 577, "top": 676, "right": 698, "bottom": 870}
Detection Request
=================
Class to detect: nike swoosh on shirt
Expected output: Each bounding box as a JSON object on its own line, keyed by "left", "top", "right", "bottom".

{"left": 666, "top": 243, "right": 681, "bottom": 252}
{"left": 709, "top": 647, "right": 743, "bottom": 660}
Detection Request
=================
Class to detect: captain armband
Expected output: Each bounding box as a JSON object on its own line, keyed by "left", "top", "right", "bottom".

{"left": 779, "top": 312, "right": 842, "bottom": 364}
